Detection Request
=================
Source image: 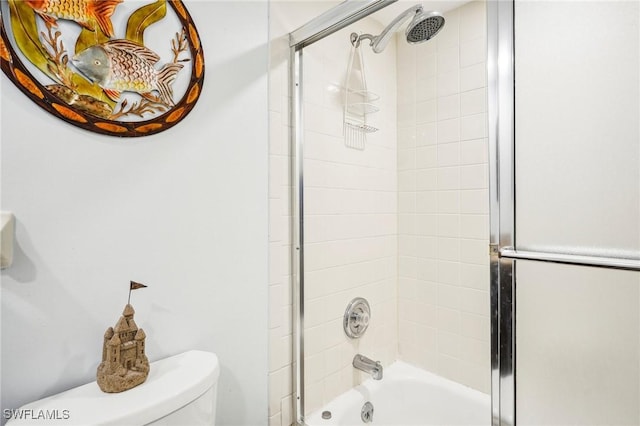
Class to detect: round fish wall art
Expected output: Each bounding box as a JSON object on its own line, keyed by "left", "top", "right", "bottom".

{"left": 0, "top": 0, "right": 204, "bottom": 137}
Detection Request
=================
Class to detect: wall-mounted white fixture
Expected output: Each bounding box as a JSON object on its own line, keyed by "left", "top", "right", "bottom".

{"left": 1, "top": 211, "right": 15, "bottom": 269}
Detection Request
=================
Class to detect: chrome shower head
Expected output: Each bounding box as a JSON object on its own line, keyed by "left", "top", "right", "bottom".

{"left": 352, "top": 5, "right": 445, "bottom": 54}
{"left": 406, "top": 10, "right": 445, "bottom": 44}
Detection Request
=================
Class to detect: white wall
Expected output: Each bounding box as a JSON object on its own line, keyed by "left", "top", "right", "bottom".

{"left": 396, "top": 0, "right": 490, "bottom": 393}
{"left": 0, "top": 2, "right": 269, "bottom": 425}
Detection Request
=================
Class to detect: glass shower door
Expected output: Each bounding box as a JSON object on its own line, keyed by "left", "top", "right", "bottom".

{"left": 509, "top": 1, "right": 640, "bottom": 424}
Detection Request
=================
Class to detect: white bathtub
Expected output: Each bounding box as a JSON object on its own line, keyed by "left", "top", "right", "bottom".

{"left": 306, "top": 361, "right": 490, "bottom": 426}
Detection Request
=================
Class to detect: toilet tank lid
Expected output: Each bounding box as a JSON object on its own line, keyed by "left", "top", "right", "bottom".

{"left": 6, "top": 350, "right": 220, "bottom": 426}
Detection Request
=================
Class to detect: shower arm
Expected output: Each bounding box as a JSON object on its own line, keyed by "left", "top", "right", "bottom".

{"left": 351, "top": 4, "right": 423, "bottom": 53}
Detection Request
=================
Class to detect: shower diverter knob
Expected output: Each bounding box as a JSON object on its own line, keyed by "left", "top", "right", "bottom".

{"left": 344, "top": 297, "right": 371, "bottom": 338}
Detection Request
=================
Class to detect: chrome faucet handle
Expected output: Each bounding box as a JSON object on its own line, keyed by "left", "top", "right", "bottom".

{"left": 344, "top": 297, "right": 371, "bottom": 338}
{"left": 351, "top": 311, "right": 370, "bottom": 327}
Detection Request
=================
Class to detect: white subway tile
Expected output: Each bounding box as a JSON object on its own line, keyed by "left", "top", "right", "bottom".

{"left": 460, "top": 38, "right": 486, "bottom": 68}
{"left": 269, "top": 413, "right": 281, "bottom": 426}
{"left": 437, "top": 70, "right": 460, "bottom": 97}
{"left": 437, "top": 143, "right": 460, "bottom": 167}
{"left": 437, "top": 95, "right": 460, "bottom": 121}
{"left": 460, "top": 113, "right": 487, "bottom": 141}
{"left": 416, "top": 236, "right": 438, "bottom": 259}
{"left": 305, "top": 297, "right": 325, "bottom": 328}
{"left": 460, "top": 63, "right": 487, "bottom": 93}
{"left": 399, "top": 256, "right": 418, "bottom": 278}
{"left": 323, "top": 371, "right": 342, "bottom": 404}
{"left": 269, "top": 369, "right": 285, "bottom": 415}
{"left": 398, "top": 213, "right": 416, "bottom": 235}
{"left": 270, "top": 285, "right": 283, "bottom": 329}
{"left": 438, "top": 190, "right": 460, "bottom": 214}
{"left": 304, "top": 382, "right": 322, "bottom": 414}
{"left": 398, "top": 102, "right": 417, "bottom": 128}
{"left": 461, "top": 88, "right": 486, "bottom": 117}
{"left": 416, "top": 191, "right": 438, "bottom": 214}
{"left": 437, "top": 167, "right": 460, "bottom": 190}
{"left": 398, "top": 126, "right": 416, "bottom": 149}
{"left": 281, "top": 396, "right": 292, "bottom": 426}
{"left": 398, "top": 148, "right": 416, "bottom": 171}
{"left": 399, "top": 278, "right": 418, "bottom": 300}
{"left": 461, "top": 312, "right": 490, "bottom": 342}
{"left": 416, "top": 214, "right": 438, "bottom": 236}
{"left": 417, "top": 75, "right": 437, "bottom": 101}
{"left": 270, "top": 328, "right": 286, "bottom": 371}
{"left": 438, "top": 238, "right": 460, "bottom": 262}
{"left": 416, "top": 302, "right": 439, "bottom": 327}
{"left": 460, "top": 214, "right": 489, "bottom": 240}
{"left": 459, "top": 1, "right": 486, "bottom": 42}
{"left": 460, "top": 138, "right": 488, "bottom": 165}
{"left": 437, "top": 306, "right": 461, "bottom": 334}
{"left": 437, "top": 118, "right": 460, "bottom": 144}
{"left": 305, "top": 325, "right": 326, "bottom": 356}
{"left": 438, "top": 330, "right": 461, "bottom": 357}
{"left": 437, "top": 10, "right": 460, "bottom": 49}
{"left": 460, "top": 189, "right": 489, "bottom": 214}
{"left": 460, "top": 164, "right": 488, "bottom": 189}
{"left": 399, "top": 193, "right": 416, "bottom": 214}
{"left": 460, "top": 239, "right": 489, "bottom": 265}
{"left": 458, "top": 361, "right": 490, "bottom": 394}
{"left": 415, "top": 51, "right": 437, "bottom": 79}
{"left": 417, "top": 258, "right": 438, "bottom": 282}
{"left": 460, "top": 263, "right": 489, "bottom": 291}
{"left": 437, "top": 45, "right": 460, "bottom": 73}
{"left": 398, "top": 170, "right": 416, "bottom": 192}
{"left": 459, "top": 287, "right": 489, "bottom": 316}
{"left": 438, "top": 214, "right": 460, "bottom": 237}
{"left": 438, "top": 283, "right": 461, "bottom": 309}
{"left": 437, "top": 260, "right": 460, "bottom": 285}
{"left": 305, "top": 353, "right": 325, "bottom": 385}
{"left": 459, "top": 337, "right": 490, "bottom": 367}
{"left": 416, "top": 325, "right": 438, "bottom": 350}
{"left": 416, "top": 169, "right": 438, "bottom": 191}
{"left": 416, "top": 99, "right": 438, "bottom": 124}
{"left": 416, "top": 280, "right": 438, "bottom": 304}
{"left": 417, "top": 123, "right": 438, "bottom": 146}
{"left": 416, "top": 146, "right": 438, "bottom": 169}
{"left": 416, "top": 41, "right": 437, "bottom": 59}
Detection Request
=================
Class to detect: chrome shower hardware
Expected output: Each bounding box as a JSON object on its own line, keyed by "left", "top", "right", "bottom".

{"left": 344, "top": 297, "right": 371, "bottom": 338}
{"left": 351, "top": 4, "right": 445, "bottom": 54}
{"left": 353, "top": 354, "right": 383, "bottom": 380}
{"left": 361, "top": 401, "right": 374, "bottom": 423}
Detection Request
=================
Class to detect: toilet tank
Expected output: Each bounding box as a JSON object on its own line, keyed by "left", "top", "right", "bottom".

{"left": 6, "top": 351, "right": 220, "bottom": 425}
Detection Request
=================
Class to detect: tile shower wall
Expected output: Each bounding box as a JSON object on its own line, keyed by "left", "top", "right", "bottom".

{"left": 395, "top": 0, "right": 490, "bottom": 393}
{"left": 269, "top": 2, "right": 490, "bottom": 424}
{"left": 300, "top": 20, "right": 398, "bottom": 415}
{"left": 268, "top": 3, "right": 398, "bottom": 423}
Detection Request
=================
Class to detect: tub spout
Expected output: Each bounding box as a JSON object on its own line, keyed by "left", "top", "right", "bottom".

{"left": 353, "top": 354, "right": 383, "bottom": 380}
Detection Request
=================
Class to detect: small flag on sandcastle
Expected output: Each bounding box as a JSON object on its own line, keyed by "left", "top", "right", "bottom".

{"left": 128, "top": 280, "right": 147, "bottom": 304}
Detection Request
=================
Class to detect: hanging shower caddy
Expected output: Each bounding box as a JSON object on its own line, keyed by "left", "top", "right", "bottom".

{"left": 343, "top": 33, "right": 379, "bottom": 150}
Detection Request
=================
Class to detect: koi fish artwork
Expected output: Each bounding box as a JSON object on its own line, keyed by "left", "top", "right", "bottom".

{"left": 25, "top": 0, "right": 123, "bottom": 38}
{"left": 72, "top": 39, "right": 184, "bottom": 105}
{"left": 2, "top": 0, "right": 205, "bottom": 136}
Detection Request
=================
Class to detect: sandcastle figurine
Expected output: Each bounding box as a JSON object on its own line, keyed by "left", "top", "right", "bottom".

{"left": 97, "top": 282, "right": 149, "bottom": 393}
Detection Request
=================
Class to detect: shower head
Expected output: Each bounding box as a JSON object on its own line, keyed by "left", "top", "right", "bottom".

{"left": 353, "top": 5, "right": 445, "bottom": 54}
{"left": 406, "top": 10, "right": 445, "bottom": 44}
